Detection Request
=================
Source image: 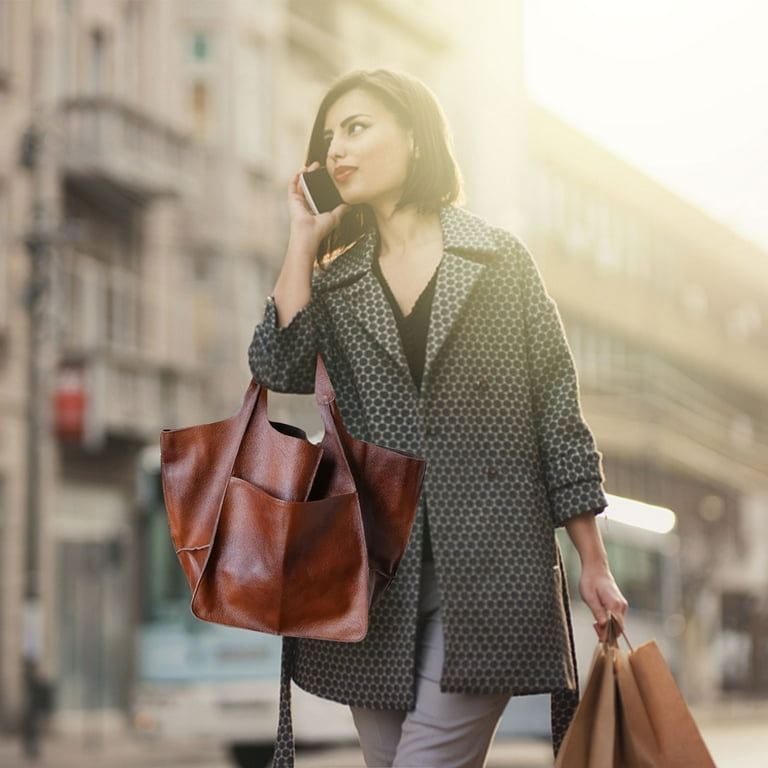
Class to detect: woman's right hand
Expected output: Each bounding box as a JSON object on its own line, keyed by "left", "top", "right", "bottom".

{"left": 287, "top": 162, "right": 350, "bottom": 256}
{"left": 272, "top": 164, "right": 349, "bottom": 327}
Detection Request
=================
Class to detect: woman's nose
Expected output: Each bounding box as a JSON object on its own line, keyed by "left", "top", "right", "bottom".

{"left": 327, "top": 134, "right": 345, "bottom": 160}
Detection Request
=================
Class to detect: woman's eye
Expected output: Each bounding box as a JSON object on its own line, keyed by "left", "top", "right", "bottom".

{"left": 348, "top": 121, "right": 367, "bottom": 136}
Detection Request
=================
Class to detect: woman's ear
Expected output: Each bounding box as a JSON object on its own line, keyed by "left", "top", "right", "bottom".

{"left": 409, "top": 132, "right": 420, "bottom": 160}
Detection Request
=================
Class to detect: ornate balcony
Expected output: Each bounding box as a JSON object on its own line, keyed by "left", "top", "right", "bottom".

{"left": 54, "top": 252, "right": 206, "bottom": 445}
{"left": 58, "top": 96, "right": 201, "bottom": 201}
{"left": 579, "top": 355, "right": 768, "bottom": 493}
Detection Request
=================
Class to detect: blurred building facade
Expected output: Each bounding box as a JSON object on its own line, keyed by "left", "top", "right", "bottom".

{"left": 523, "top": 105, "right": 768, "bottom": 698}
{"left": 0, "top": 0, "right": 526, "bottom": 734}
{"left": 1, "top": 0, "right": 217, "bottom": 733}
{"left": 0, "top": 0, "right": 766, "bottom": 738}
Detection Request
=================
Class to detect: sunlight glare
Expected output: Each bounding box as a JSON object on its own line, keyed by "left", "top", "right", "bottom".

{"left": 604, "top": 493, "right": 677, "bottom": 534}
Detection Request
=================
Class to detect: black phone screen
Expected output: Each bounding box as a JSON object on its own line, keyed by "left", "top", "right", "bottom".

{"left": 300, "top": 168, "right": 344, "bottom": 214}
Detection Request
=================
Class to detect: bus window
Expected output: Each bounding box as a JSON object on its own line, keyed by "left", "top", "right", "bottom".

{"left": 133, "top": 447, "right": 357, "bottom": 760}
{"left": 602, "top": 539, "right": 663, "bottom": 614}
{"left": 139, "top": 465, "right": 189, "bottom": 623}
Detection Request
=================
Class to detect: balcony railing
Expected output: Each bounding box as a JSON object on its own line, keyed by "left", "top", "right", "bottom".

{"left": 55, "top": 253, "right": 204, "bottom": 440}
{"left": 580, "top": 354, "right": 768, "bottom": 486}
{"left": 58, "top": 254, "right": 142, "bottom": 355}
{"left": 58, "top": 96, "right": 200, "bottom": 199}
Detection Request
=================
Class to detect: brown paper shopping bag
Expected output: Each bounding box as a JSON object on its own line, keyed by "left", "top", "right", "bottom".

{"left": 554, "top": 641, "right": 620, "bottom": 767}
{"left": 555, "top": 620, "right": 716, "bottom": 768}
{"left": 621, "top": 638, "right": 717, "bottom": 767}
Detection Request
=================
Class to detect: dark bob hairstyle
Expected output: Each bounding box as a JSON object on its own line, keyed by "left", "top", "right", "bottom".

{"left": 306, "top": 69, "right": 463, "bottom": 263}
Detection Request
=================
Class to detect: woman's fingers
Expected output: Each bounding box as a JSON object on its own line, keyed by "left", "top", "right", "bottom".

{"left": 326, "top": 202, "right": 351, "bottom": 225}
{"left": 288, "top": 162, "right": 321, "bottom": 194}
{"left": 581, "top": 571, "right": 628, "bottom": 640}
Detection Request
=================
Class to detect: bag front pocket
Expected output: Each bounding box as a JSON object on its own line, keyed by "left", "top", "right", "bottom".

{"left": 191, "top": 477, "right": 370, "bottom": 642}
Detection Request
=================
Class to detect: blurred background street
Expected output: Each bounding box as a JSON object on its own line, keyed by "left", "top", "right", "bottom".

{"left": 0, "top": 700, "right": 766, "bottom": 767}
{"left": 1, "top": 0, "right": 768, "bottom": 765}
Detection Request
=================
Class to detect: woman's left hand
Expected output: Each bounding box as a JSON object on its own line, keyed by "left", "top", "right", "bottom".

{"left": 579, "top": 562, "right": 628, "bottom": 642}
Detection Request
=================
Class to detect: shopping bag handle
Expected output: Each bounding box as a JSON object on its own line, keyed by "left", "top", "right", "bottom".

{"left": 605, "top": 611, "right": 634, "bottom": 652}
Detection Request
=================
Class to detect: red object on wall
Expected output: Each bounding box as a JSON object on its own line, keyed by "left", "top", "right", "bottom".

{"left": 54, "top": 365, "right": 86, "bottom": 441}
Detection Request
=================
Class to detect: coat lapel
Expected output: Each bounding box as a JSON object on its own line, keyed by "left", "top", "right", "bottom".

{"left": 320, "top": 230, "right": 408, "bottom": 373}
{"left": 423, "top": 252, "right": 485, "bottom": 386}
{"left": 319, "top": 206, "right": 503, "bottom": 383}
{"left": 342, "top": 270, "right": 408, "bottom": 371}
{"left": 422, "top": 207, "right": 502, "bottom": 387}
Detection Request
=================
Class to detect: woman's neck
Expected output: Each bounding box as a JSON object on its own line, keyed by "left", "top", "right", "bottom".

{"left": 374, "top": 205, "right": 442, "bottom": 261}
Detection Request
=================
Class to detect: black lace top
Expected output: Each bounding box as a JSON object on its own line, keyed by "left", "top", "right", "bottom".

{"left": 372, "top": 255, "right": 440, "bottom": 561}
{"left": 372, "top": 256, "right": 439, "bottom": 390}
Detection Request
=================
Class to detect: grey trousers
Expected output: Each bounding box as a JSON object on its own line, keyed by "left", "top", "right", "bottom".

{"left": 350, "top": 563, "right": 510, "bottom": 768}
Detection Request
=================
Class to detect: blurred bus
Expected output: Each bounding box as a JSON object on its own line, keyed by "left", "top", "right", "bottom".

{"left": 135, "top": 445, "right": 683, "bottom": 754}
{"left": 133, "top": 446, "right": 356, "bottom": 768}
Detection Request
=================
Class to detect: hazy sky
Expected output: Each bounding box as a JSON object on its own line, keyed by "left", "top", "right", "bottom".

{"left": 524, "top": 0, "right": 768, "bottom": 250}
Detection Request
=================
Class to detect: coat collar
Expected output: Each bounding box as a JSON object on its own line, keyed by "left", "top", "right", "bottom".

{"left": 314, "top": 206, "right": 502, "bottom": 294}
{"left": 315, "top": 206, "right": 503, "bottom": 389}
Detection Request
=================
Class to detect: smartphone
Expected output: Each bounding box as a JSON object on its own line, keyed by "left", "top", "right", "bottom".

{"left": 299, "top": 167, "right": 344, "bottom": 214}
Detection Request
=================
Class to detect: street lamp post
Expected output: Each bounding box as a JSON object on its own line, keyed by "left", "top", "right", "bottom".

{"left": 17, "top": 1, "right": 60, "bottom": 754}
{"left": 20, "top": 119, "right": 51, "bottom": 760}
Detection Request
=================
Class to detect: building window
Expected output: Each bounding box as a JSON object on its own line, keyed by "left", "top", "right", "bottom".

{"left": 54, "top": 484, "right": 130, "bottom": 714}
{"left": 190, "top": 31, "right": 211, "bottom": 62}
{"left": 89, "top": 28, "right": 108, "bottom": 94}
{"left": 141, "top": 469, "right": 189, "bottom": 622}
{"left": 191, "top": 80, "right": 210, "bottom": 141}
{"left": 123, "top": 0, "right": 144, "bottom": 101}
{"left": 59, "top": 249, "right": 142, "bottom": 353}
{"left": 594, "top": 201, "right": 624, "bottom": 274}
{"left": 55, "top": 0, "right": 75, "bottom": 97}
{"left": 626, "top": 219, "right": 651, "bottom": 282}
{"left": 649, "top": 238, "right": 681, "bottom": 299}
{"left": 235, "top": 41, "right": 272, "bottom": 168}
{"left": 59, "top": 187, "right": 143, "bottom": 353}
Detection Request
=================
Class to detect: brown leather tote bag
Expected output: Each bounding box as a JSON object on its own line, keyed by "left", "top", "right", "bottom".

{"left": 160, "top": 355, "right": 425, "bottom": 642}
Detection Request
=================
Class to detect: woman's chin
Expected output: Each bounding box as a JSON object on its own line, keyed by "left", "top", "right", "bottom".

{"left": 338, "top": 191, "right": 365, "bottom": 207}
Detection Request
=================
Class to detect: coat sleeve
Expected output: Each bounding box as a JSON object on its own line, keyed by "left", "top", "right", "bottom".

{"left": 247, "top": 296, "right": 317, "bottom": 394}
{"left": 516, "top": 242, "right": 607, "bottom": 527}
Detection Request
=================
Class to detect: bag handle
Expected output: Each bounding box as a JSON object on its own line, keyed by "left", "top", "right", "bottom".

{"left": 313, "top": 353, "right": 359, "bottom": 497}
{"left": 605, "top": 611, "right": 634, "bottom": 652}
{"left": 187, "top": 379, "right": 265, "bottom": 606}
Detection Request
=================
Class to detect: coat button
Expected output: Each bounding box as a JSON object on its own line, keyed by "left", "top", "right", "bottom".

{"left": 486, "top": 465, "right": 498, "bottom": 478}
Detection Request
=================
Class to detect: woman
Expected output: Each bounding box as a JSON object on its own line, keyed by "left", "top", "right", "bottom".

{"left": 249, "top": 69, "right": 627, "bottom": 768}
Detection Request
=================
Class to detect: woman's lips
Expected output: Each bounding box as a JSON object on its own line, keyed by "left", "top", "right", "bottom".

{"left": 334, "top": 166, "right": 356, "bottom": 183}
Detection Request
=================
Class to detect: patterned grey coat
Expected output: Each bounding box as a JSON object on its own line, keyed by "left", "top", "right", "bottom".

{"left": 248, "top": 205, "right": 606, "bottom": 752}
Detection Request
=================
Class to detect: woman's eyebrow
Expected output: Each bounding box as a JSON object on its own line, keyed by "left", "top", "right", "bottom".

{"left": 323, "top": 113, "right": 372, "bottom": 137}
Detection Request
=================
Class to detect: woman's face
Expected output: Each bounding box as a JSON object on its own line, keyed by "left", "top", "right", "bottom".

{"left": 323, "top": 88, "right": 413, "bottom": 212}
